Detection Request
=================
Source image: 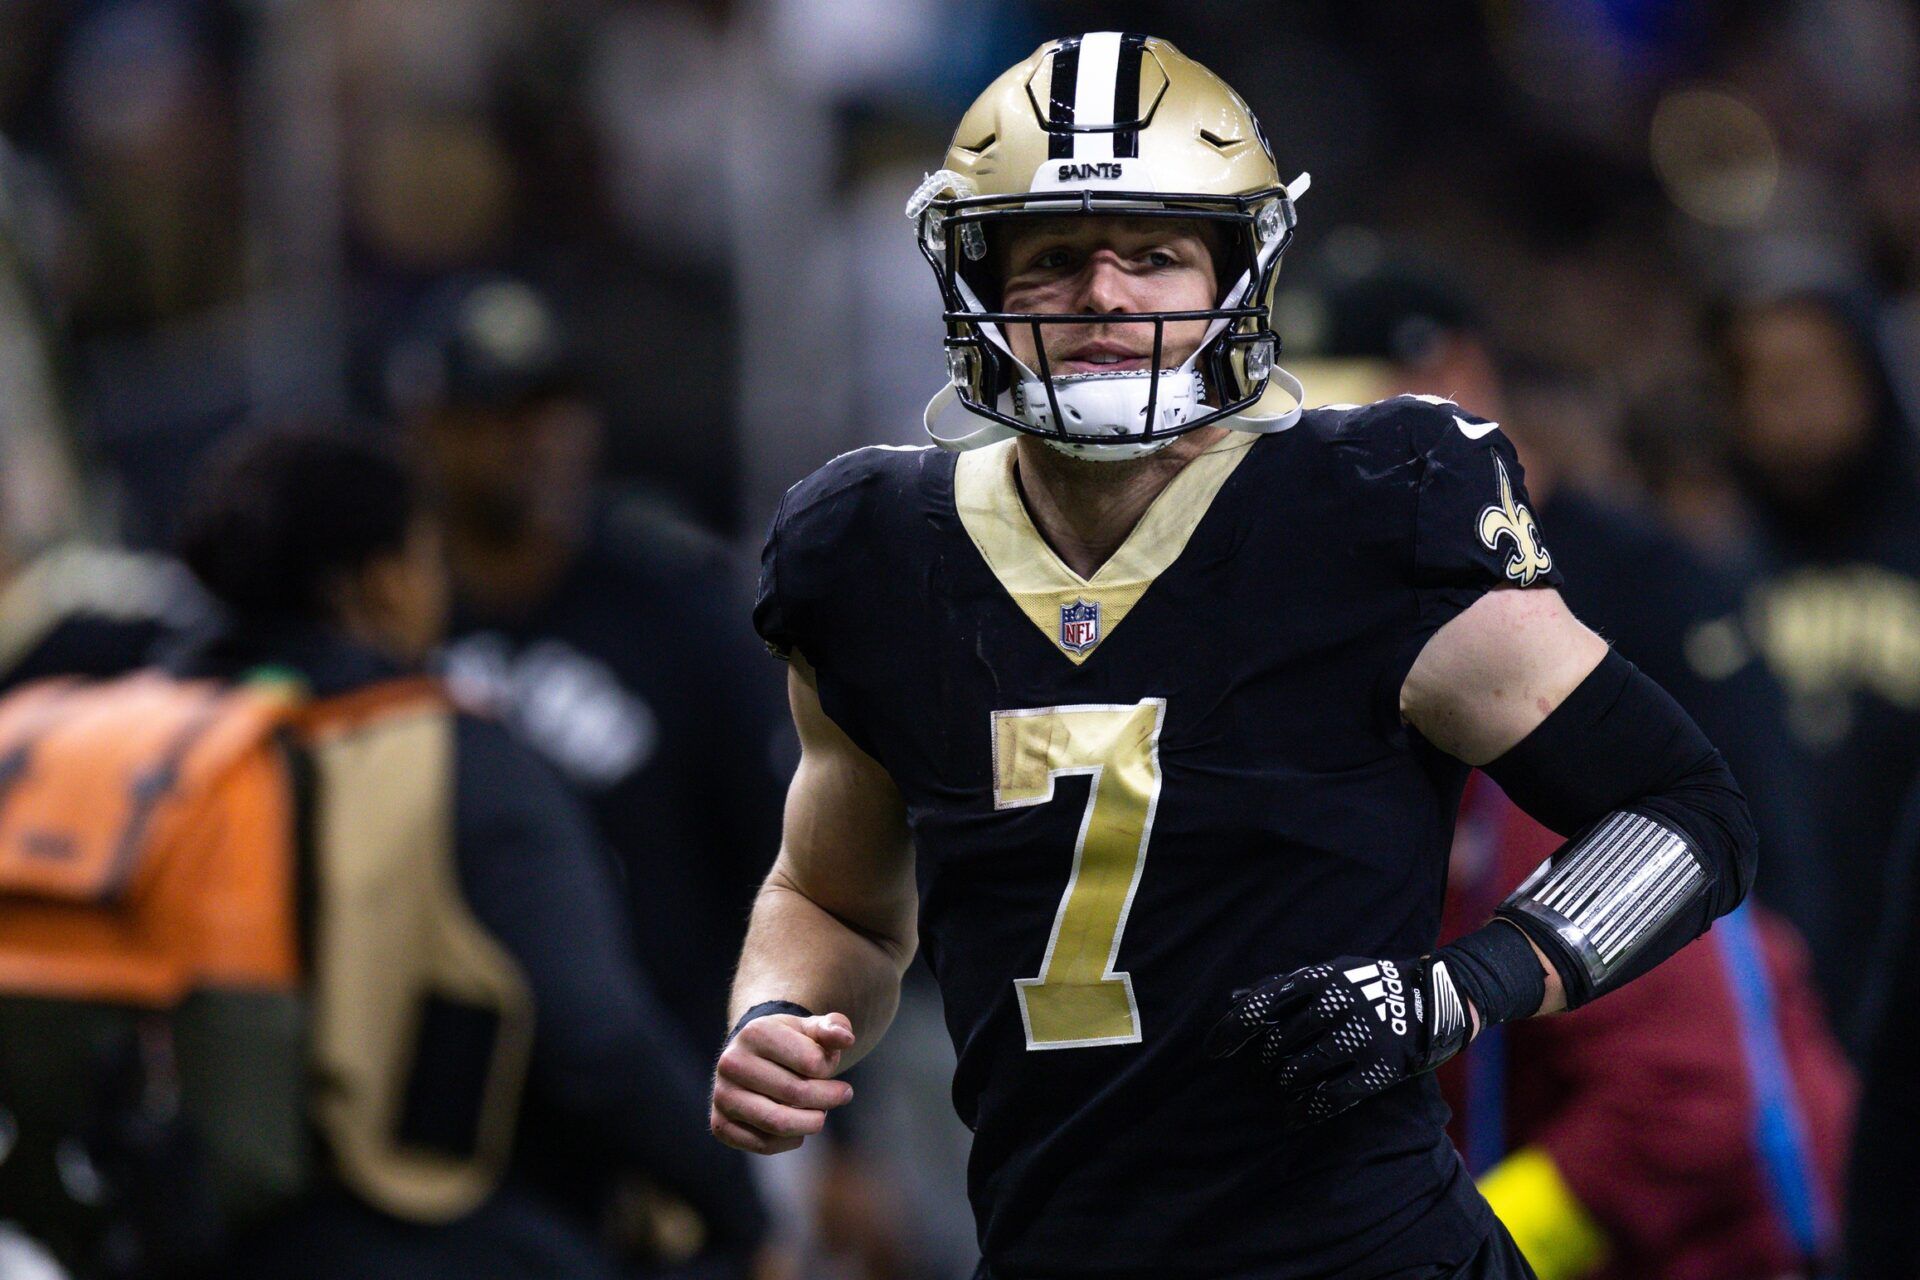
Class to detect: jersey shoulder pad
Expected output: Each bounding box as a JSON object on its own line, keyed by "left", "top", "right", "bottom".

{"left": 1325, "top": 395, "right": 1561, "bottom": 592}
{"left": 1304, "top": 393, "right": 1502, "bottom": 463}
{"left": 754, "top": 445, "right": 940, "bottom": 661}
{"left": 774, "top": 445, "right": 935, "bottom": 545}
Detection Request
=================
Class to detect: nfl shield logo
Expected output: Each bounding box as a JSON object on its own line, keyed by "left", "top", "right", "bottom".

{"left": 1059, "top": 599, "right": 1101, "bottom": 654}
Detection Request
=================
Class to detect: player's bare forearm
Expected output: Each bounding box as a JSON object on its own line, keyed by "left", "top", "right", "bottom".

{"left": 729, "top": 853, "right": 914, "bottom": 1068}
{"left": 731, "top": 660, "right": 918, "bottom": 1050}
{"left": 712, "top": 660, "right": 916, "bottom": 1156}
{"left": 1517, "top": 929, "right": 1567, "bottom": 1016}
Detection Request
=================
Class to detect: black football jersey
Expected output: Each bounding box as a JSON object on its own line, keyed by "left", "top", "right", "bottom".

{"left": 754, "top": 397, "right": 1564, "bottom": 1279}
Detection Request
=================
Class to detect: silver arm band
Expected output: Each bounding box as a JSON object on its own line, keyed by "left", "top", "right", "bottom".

{"left": 1498, "top": 810, "right": 1707, "bottom": 998}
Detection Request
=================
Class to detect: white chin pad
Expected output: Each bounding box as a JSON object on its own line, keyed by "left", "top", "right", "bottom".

{"left": 1041, "top": 434, "right": 1178, "bottom": 461}
{"left": 1011, "top": 369, "right": 1206, "bottom": 442}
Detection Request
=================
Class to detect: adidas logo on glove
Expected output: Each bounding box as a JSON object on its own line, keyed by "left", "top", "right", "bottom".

{"left": 1343, "top": 961, "right": 1413, "bottom": 1036}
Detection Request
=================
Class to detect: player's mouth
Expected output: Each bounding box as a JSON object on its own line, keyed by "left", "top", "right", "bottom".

{"left": 1051, "top": 342, "right": 1153, "bottom": 374}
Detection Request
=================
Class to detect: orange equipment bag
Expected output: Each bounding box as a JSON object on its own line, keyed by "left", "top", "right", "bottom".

{"left": 0, "top": 669, "right": 531, "bottom": 1278}
{"left": 0, "top": 672, "right": 309, "bottom": 1275}
{"left": 0, "top": 673, "right": 304, "bottom": 1006}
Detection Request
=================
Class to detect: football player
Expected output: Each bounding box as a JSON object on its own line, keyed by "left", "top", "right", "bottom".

{"left": 712, "top": 34, "right": 1756, "bottom": 1280}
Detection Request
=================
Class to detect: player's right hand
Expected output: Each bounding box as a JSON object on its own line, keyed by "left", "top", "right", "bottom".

{"left": 710, "top": 1012, "right": 857, "bottom": 1154}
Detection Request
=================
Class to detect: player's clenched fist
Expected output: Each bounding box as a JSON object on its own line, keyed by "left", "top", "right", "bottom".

{"left": 711, "top": 1005, "right": 856, "bottom": 1155}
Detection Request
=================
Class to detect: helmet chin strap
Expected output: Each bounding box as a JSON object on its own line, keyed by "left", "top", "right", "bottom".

{"left": 924, "top": 364, "right": 1307, "bottom": 459}
{"left": 1021, "top": 362, "right": 1304, "bottom": 461}
{"left": 1011, "top": 365, "right": 1208, "bottom": 452}
{"left": 1225, "top": 365, "right": 1305, "bottom": 434}
{"left": 925, "top": 384, "right": 1018, "bottom": 451}
{"left": 1038, "top": 429, "right": 1181, "bottom": 462}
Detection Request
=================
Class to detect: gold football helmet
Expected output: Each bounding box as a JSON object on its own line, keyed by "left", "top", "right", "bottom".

{"left": 909, "top": 33, "right": 1309, "bottom": 459}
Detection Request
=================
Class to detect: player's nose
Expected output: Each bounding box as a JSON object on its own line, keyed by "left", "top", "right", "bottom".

{"left": 1074, "top": 251, "right": 1137, "bottom": 316}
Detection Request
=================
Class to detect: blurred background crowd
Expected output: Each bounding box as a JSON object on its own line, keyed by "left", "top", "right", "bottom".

{"left": 1, "top": 0, "right": 1919, "bottom": 1277}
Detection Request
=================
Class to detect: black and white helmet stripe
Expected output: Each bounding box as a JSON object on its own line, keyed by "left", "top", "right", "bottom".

{"left": 1045, "top": 36, "right": 1079, "bottom": 159}
{"left": 1046, "top": 32, "right": 1150, "bottom": 161}
{"left": 1114, "top": 32, "right": 1147, "bottom": 158}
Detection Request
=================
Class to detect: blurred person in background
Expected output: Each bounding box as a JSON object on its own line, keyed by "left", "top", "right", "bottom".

{"left": 1442, "top": 779, "right": 1851, "bottom": 1280}
{"left": 0, "top": 428, "right": 768, "bottom": 1279}
{"left": 388, "top": 277, "right": 783, "bottom": 1275}
{"left": 333, "top": 0, "right": 756, "bottom": 533}
{"left": 1712, "top": 289, "right": 1920, "bottom": 1050}
{"left": 0, "top": 127, "right": 207, "bottom": 693}
{"left": 1291, "top": 265, "right": 1853, "bottom": 1279}
{"left": 0, "top": 0, "right": 254, "bottom": 543}
{"left": 390, "top": 274, "right": 788, "bottom": 1055}
{"left": 183, "top": 427, "right": 766, "bottom": 1277}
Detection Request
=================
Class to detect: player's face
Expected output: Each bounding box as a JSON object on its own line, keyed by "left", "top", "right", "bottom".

{"left": 997, "top": 217, "right": 1220, "bottom": 376}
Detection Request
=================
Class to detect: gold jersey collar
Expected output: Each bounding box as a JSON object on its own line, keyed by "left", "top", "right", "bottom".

{"left": 954, "top": 431, "right": 1255, "bottom": 663}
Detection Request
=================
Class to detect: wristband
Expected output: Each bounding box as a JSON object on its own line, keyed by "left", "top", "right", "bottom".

{"left": 1437, "top": 918, "right": 1547, "bottom": 1031}
{"left": 725, "top": 1000, "right": 815, "bottom": 1049}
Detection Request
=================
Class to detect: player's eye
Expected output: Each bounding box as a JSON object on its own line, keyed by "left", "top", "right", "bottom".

{"left": 1027, "top": 248, "right": 1074, "bottom": 271}
{"left": 1141, "top": 247, "right": 1180, "bottom": 268}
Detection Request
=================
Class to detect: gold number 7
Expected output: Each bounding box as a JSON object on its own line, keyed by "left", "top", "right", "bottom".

{"left": 991, "top": 699, "right": 1165, "bottom": 1050}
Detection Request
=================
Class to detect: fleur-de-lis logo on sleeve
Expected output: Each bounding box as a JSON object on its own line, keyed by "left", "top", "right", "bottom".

{"left": 1476, "top": 456, "right": 1553, "bottom": 586}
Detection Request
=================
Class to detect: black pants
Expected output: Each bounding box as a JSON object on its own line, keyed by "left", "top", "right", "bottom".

{"left": 969, "top": 1222, "right": 1539, "bottom": 1280}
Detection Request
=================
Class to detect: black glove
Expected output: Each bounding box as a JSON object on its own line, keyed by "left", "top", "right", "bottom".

{"left": 1206, "top": 955, "right": 1474, "bottom": 1130}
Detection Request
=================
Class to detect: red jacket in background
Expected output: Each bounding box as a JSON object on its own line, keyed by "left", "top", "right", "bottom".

{"left": 1440, "top": 774, "right": 1855, "bottom": 1280}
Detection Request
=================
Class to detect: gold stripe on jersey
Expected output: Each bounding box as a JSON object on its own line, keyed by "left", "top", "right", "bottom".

{"left": 954, "top": 431, "right": 1255, "bottom": 663}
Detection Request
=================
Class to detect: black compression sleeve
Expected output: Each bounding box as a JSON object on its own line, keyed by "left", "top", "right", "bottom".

{"left": 1480, "top": 649, "right": 1758, "bottom": 1005}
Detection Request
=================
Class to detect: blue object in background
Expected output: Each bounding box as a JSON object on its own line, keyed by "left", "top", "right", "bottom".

{"left": 1715, "top": 904, "right": 1834, "bottom": 1266}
